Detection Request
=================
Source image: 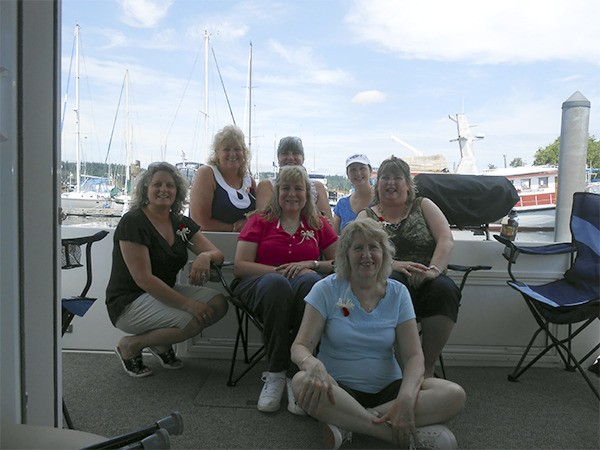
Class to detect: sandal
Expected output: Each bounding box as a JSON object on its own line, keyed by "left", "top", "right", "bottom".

{"left": 148, "top": 347, "right": 183, "bottom": 370}
{"left": 114, "top": 346, "right": 153, "bottom": 378}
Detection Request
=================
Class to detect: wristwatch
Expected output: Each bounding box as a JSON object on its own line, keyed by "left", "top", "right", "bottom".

{"left": 313, "top": 260, "right": 321, "bottom": 271}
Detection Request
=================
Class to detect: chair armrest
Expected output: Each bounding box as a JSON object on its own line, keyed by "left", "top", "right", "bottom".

{"left": 209, "top": 261, "right": 236, "bottom": 296}
{"left": 494, "top": 235, "right": 575, "bottom": 255}
{"left": 447, "top": 264, "right": 492, "bottom": 292}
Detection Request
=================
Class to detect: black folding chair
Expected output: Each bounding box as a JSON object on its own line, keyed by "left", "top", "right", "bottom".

{"left": 209, "top": 262, "right": 266, "bottom": 387}
{"left": 414, "top": 173, "right": 519, "bottom": 377}
{"left": 82, "top": 411, "right": 183, "bottom": 449}
{"left": 60, "top": 230, "right": 109, "bottom": 428}
{"left": 494, "top": 192, "right": 600, "bottom": 399}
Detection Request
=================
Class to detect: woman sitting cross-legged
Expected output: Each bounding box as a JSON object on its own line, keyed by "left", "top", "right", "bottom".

{"left": 106, "top": 162, "right": 228, "bottom": 377}
{"left": 290, "top": 219, "right": 466, "bottom": 449}
{"left": 233, "top": 165, "right": 337, "bottom": 413}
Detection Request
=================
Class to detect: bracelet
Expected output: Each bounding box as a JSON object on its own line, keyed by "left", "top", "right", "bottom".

{"left": 300, "top": 354, "right": 312, "bottom": 368}
{"left": 313, "top": 260, "right": 321, "bottom": 271}
{"left": 428, "top": 265, "right": 442, "bottom": 276}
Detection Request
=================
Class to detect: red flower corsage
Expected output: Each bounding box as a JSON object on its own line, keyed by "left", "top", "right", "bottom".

{"left": 336, "top": 299, "right": 355, "bottom": 317}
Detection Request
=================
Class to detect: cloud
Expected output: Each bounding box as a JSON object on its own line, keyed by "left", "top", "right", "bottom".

{"left": 118, "top": 0, "right": 174, "bottom": 28}
{"left": 352, "top": 90, "right": 386, "bottom": 105}
{"left": 346, "top": 0, "right": 600, "bottom": 64}
{"left": 268, "top": 40, "right": 353, "bottom": 85}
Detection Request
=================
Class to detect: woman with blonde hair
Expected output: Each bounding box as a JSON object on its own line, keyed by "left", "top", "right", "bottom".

{"left": 233, "top": 165, "right": 337, "bottom": 414}
{"left": 291, "top": 219, "right": 465, "bottom": 449}
{"left": 189, "top": 124, "right": 256, "bottom": 231}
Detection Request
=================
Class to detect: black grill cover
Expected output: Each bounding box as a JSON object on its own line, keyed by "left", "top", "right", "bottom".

{"left": 414, "top": 173, "right": 519, "bottom": 228}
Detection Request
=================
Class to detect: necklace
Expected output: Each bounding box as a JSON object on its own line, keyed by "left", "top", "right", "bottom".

{"left": 281, "top": 220, "right": 300, "bottom": 235}
{"left": 377, "top": 203, "right": 409, "bottom": 231}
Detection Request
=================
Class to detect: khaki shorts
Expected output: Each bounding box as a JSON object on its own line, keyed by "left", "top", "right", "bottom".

{"left": 115, "top": 285, "right": 221, "bottom": 335}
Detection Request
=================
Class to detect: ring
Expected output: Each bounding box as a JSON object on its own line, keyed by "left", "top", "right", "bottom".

{"left": 202, "top": 314, "right": 208, "bottom": 319}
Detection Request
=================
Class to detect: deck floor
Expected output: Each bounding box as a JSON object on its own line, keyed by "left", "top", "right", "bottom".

{"left": 63, "top": 352, "right": 599, "bottom": 449}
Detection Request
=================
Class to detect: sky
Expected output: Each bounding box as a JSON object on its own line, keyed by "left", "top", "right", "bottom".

{"left": 61, "top": 0, "right": 600, "bottom": 176}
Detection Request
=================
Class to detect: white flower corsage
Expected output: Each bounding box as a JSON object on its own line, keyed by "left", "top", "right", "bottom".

{"left": 299, "top": 229, "right": 317, "bottom": 245}
{"left": 176, "top": 224, "right": 193, "bottom": 245}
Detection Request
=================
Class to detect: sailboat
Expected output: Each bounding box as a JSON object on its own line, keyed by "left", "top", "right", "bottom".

{"left": 61, "top": 25, "right": 116, "bottom": 211}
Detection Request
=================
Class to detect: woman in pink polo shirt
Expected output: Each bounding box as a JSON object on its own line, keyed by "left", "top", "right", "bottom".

{"left": 233, "top": 165, "right": 337, "bottom": 414}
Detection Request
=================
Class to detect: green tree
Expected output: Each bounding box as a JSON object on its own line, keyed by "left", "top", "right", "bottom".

{"left": 509, "top": 158, "right": 524, "bottom": 167}
{"left": 533, "top": 138, "right": 560, "bottom": 165}
{"left": 533, "top": 136, "right": 599, "bottom": 167}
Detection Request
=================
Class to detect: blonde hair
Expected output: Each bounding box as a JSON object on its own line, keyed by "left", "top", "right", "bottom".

{"left": 334, "top": 219, "right": 394, "bottom": 284}
{"left": 207, "top": 125, "right": 251, "bottom": 178}
{"left": 262, "top": 165, "right": 322, "bottom": 229}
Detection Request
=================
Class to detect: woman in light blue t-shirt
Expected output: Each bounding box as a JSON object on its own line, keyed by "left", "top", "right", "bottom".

{"left": 290, "top": 219, "right": 466, "bottom": 449}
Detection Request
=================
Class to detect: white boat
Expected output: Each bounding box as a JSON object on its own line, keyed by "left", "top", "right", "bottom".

{"left": 61, "top": 175, "right": 117, "bottom": 209}
{"left": 483, "top": 165, "right": 558, "bottom": 211}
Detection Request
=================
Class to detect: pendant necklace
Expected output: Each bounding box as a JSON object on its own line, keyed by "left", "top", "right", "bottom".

{"left": 378, "top": 203, "right": 409, "bottom": 231}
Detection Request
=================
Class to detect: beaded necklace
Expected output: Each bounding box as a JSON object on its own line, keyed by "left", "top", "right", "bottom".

{"left": 377, "top": 202, "right": 410, "bottom": 231}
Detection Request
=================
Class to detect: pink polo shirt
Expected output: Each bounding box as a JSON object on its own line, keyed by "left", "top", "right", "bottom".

{"left": 238, "top": 213, "right": 337, "bottom": 266}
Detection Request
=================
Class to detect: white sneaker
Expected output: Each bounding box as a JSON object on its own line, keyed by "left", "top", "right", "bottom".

{"left": 414, "top": 425, "right": 457, "bottom": 449}
{"left": 323, "top": 423, "right": 352, "bottom": 449}
{"left": 286, "top": 378, "right": 306, "bottom": 415}
{"left": 257, "top": 371, "right": 286, "bottom": 412}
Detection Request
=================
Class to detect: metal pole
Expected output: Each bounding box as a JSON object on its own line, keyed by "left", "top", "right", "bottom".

{"left": 555, "top": 91, "right": 590, "bottom": 241}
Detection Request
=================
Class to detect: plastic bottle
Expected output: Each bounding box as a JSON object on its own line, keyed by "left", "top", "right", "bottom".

{"left": 500, "top": 209, "right": 519, "bottom": 241}
{"left": 500, "top": 209, "right": 519, "bottom": 260}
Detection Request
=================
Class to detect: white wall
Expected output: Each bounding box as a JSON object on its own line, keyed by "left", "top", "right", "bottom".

{"left": 61, "top": 229, "right": 599, "bottom": 368}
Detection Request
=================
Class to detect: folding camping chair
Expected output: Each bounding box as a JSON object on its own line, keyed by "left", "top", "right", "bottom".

{"left": 414, "top": 173, "right": 519, "bottom": 377}
{"left": 60, "top": 230, "right": 109, "bottom": 428}
{"left": 82, "top": 411, "right": 184, "bottom": 449}
{"left": 209, "top": 262, "right": 266, "bottom": 387}
{"left": 494, "top": 192, "right": 600, "bottom": 399}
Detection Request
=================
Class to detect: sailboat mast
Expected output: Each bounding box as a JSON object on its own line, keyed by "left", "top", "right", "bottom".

{"left": 74, "top": 24, "right": 81, "bottom": 193}
{"left": 125, "top": 69, "right": 131, "bottom": 192}
{"left": 203, "top": 30, "right": 210, "bottom": 163}
{"left": 248, "top": 42, "right": 253, "bottom": 166}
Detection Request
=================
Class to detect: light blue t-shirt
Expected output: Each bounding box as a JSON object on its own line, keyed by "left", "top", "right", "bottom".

{"left": 305, "top": 274, "right": 415, "bottom": 393}
{"left": 333, "top": 195, "right": 357, "bottom": 232}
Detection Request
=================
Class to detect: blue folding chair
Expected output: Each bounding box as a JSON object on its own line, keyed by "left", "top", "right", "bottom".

{"left": 494, "top": 192, "right": 600, "bottom": 399}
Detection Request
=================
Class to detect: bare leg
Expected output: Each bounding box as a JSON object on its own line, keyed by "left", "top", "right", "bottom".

{"left": 370, "top": 378, "right": 466, "bottom": 426}
{"left": 119, "top": 294, "right": 228, "bottom": 358}
{"left": 292, "top": 374, "right": 465, "bottom": 446}
{"left": 420, "top": 315, "right": 454, "bottom": 378}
